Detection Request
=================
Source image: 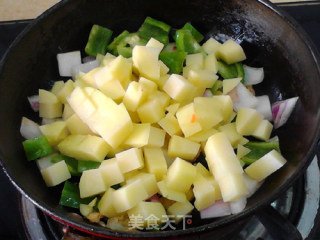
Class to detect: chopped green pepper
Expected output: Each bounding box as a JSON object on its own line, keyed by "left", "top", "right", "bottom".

{"left": 106, "top": 30, "right": 130, "bottom": 55}
{"left": 117, "top": 45, "right": 133, "bottom": 58}
{"left": 85, "top": 25, "right": 113, "bottom": 57}
{"left": 174, "top": 29, "right": 202, "bottom": 54}
{"left": 51, "top": 154, "right": 80, "bottom": 176}
{"left": 77, "top": 160, "right": 101, "bottom": 173}
{"left": 59, "top": 181, "right": 93, "bottom": 208}
{"left": 138, "top": 17, "right": 171, "bottom": 46}
{"left": 182, "top": 23, "right": 204, "bottom": 42}
{"left": 211, "top": 80, "right": 223, "bottom": 94}
{"left": 22, "top": 136, "right": 53, "bottom": 161}
{"left": 241, "top": 141, "right": 280, "bottom": 165}
{"left": 217, "top": 61, "right": 245, "bottom": 81}
{"left": 159, "top": 51, "right": 187, "bottom": 74}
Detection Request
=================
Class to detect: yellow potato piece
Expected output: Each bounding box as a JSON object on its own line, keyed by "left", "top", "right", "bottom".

{"left": 39, "top": 121, "right": 69, "bottom": 146}
{"left": 168, "top": 135, "right": 200, "bottom": 161}
{"left": 79, "top": 168, "right": 106, "bottom": 198}
{"left": 143, "top": 147, "right": 168, "bottom": 181}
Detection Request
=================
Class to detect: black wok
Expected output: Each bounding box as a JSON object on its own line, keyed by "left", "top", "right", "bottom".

{"left": 0, "top": 0, "right": 320, "bottom": 238}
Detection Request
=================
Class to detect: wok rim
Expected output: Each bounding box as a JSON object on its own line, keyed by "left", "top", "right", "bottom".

{"left": 1, "top": 0, "right": 320, "bottom": 238}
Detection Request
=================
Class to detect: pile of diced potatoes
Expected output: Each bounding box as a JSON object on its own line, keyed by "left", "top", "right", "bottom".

{"left": 36, "top": 37, "right": 286, "bottom": 228}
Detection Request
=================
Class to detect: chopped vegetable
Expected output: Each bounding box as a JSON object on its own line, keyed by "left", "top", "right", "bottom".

{"left": 85, "top": 25, "right": 113, "bottom": 57}
{"left": 59, "top": 181, "right": 94, "bottom": 208}
{"left": 272, "top": 97, "right": 299, "bottom": 129}
{"left": 243, "top": 65, "right": 264, "bottom": 85}
{"left": 27, "top": 95, "right": 39, "bottom": 112}
{"left": 51, "top": 154, "right": 80, "bottom": 176}
{"left": 255, "top": 95, "right": 273, "bottom": 121}
{"left": 241, "top": 141, "right": 280, "bottom": 165}
{"left": 200, "top": 200, "right": 232, "bottom": 219}
{"left": 175, "top": 29, "right": 202, "bottom": 54}
{"left": 77, "top": 160, "right": 101, "bottom": 173}
{"left": 159, "top": 51, "right": 187, "bottom": 74}
{"left": 182, "top": 23, "right": 204, "bottom": 42}
{"left": 22, "top": 135, "right": 53, "bottom": 161}
{"left": 106, "top": 30, "right": 130, "bottom": 55}
{"left": 57, "top": 51, "right": 81, "bottom": 77}
{"left": 20, "top": 117, "right": 42, "bottom": 140}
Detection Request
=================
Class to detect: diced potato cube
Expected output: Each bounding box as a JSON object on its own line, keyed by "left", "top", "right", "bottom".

{"left": 100, "top": 52, "right": 116, "bottom": 67}
{"left": 176, "top": 103, "right": 202, "bottom": 137}
{"left": 157, "top": 180, "right": 187, "bottom": 202}
{"left": 206, "top": 176, "right": 222, "bottom": 200}
{"left": 186, "top": 53, "right": 203, "bottom": 69}
{"left": 80, "top": 67, "right": 101, "bottom": 88}
{"left": 167, "top": 201, "right": 194, "bottom": 223}
{"left": 166, "top": 157, "right": 197, "bottom": 192}
{"left": 116, "top": 148, "right": 144, "bottom": 173}
{"left": 39, "top": 121, "right": 69, "bottom": 146}
{"left": 144, "top": 147, "right": 167, "bottom": 181}
{"left": 195, "top": 163, "right": 211, "bottom": 177}
{"left": 202, "top": 38, "right": 222, "bottom": 55}
{"left": 112, "top": 179, "right": 148, "bottom": 213}
{"left": 150, "top": 91, "right": 171, "bottom": 108}
{"left": 80, "top": 204, "right": 93, "bottom": 217}
{"left": 58, "top": 134, "right": 110, "bottom": 161}
{"left": 108, "top": 55, "right": 132, "bottom": 85}
{"left": 39, "top": 89, "right": 63, "bottom": 118}
{"left": 222, "top": 77, "right": 242, "bottom": 95}
{"left": 107, "top": 145, "right": 129, "bottom": 158}
{"left": 163, "top": 74, "right": 194, "bottom": 103}
{"left": 99, "top": 158, "right": 124, "bottom": 187}
{"left": 204, "top": 53, "right": 218, "bottom": 73}
{"left": 51, "top": 81, "right": 64, "bottom": 95}
{"left": 219, "top": 122, "right": 243, "bottom": 148}
{"left": 56, "top": 80, "right": 75, "bottom": 103}
{"left": 159, "top": 60, "right": 169, "bottom": 76}
{"left": 211, "top": 95, "right": 233, "bottom": 122}
{"left": 123, "top": 81, "right": 148, "bottom": 112}
{"left": 204, "top": 132, "right": 243, "bottom": 181}
{"left": 158, "top": 113, "right": 182, "bottom": 137}
{"left": 219, "top": 173, "right": 248, "bottom": 202}
{"left": 137, "top": 98, "right": 165, "bottom": 124}
{"left": 132, "top": 45, "right": 160, "bottom": 80}
{"left": 216, "top": 39, "right": 246, "bottom": 64}
{"left": 146, "top": 37, "right": 164, "bottom": 52}
{"left": 245, "top": 150, "right": 287, "bottom": 181}
{"left": 98, "top": 188, "right": 118, "bottom": 218}
{"left": 40, "top": 160, "right": 71, "bottom": 187}
{"left": 186, "top": 128, "right": 218, "bottom": 143}
{"left": 62, "top": 103, "right": 74, "bottom": 120}
{"left": 97, "top": 79, "right": 125, "bottom": 102}
{"left": 168, "top": 135, "right": 200, "bottom": 161}
{"left": 236, "top": 108, "right": 264, "bottom": 136}
{"left": 79, "top": 168, "right": 107, "bottom": 198}
{"left": 66, "top": 114, "right": 95, "bottom": 135}
{"left": 252, "top": 120, "right": 273, "bottom": 141}
{"left": 127, "top": 173, "right": 158, "bottom": 198}
{"left": 193, "top": 174, "right": 215, "bottom": 210}
{"left": 139, "top": 77, "right": 158, "bottom": 95}
{"left": 128, "top": 201, "right": 167, "bottom": 227}
{"left": 237, "top": 144, "right": 251, "bottom": 159}
{"left": 153, "top": 74, "right": 170, "bottom": 90}
{"left": 194, "top": 97, "right": 223, "bottom": 130}
{"left": 166, "top": 103, "right": 180, "bottom": 115}
{"left": 124, "top": 123, "right": 165, "bottom": 148}
{"left": 187, "top": 69, "right": 218, "bottom": 89}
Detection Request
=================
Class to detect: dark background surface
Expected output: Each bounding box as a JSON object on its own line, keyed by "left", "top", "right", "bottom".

{"left": 1, "top": 2, "right": 320, "bottom": 239}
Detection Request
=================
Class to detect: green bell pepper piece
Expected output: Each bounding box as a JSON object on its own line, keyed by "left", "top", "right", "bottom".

{"left": 106, "top": 30, "right": 130, "bottom": 55}
{"left": 85, "top": 25, "right": 113, "bottom": 57}
{"left": 77, "top": 160, "right": 101, "bottom": 173}
{"left": 159, "top": 51, "right": 187, "bottom": 74}
{"left": 210, "top": 80, "right": 223, "bottom": 94}
{"left": 51, "top": 154, "right": 80, "bottom": 176}
{"left": 117, "top": 45, "right": 133, "bottom": 58}
{"left": 241, "top": 141, "right": 280, "bottom": 165}
{"left": 59, "top": 181, "right": 93, "bottom": 208}
{"left": 218, "top": 61, "right": 245, "bottom": 82}
{"left": 175, "top": 29, "right": 202, "bottom": 54}
{"left": 22, "top": 135, "right": 53, "bottom": 161}
{"left": 235, "top": 62, "right": 245, "bottom": 82}
{"left": 144, "top": 17, "right": 171, "bottom": 33}
{"left": 182, "top": 23, "right": 204, "bottom": 42}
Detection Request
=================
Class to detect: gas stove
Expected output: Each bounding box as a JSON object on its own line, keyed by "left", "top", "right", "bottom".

{"left": 1, "top": 1, "right": 320, "bottom": 239}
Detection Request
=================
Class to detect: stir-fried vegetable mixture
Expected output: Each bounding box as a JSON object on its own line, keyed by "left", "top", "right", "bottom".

{"left": 20, "top": 17, "right": 298, "bottom": 231}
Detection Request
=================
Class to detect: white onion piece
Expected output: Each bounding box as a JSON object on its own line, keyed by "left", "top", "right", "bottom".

{"left": 233, "top": 83, "right": 258, "bottom": 111}
{"left": 82, "top": 56, "right": 96, "bottom": 63}
{"left": 57, "top": 51, "right": 81, "bottom": 77}
{"left": 42, "top": 118, "right": 61, "bottom": 125}
{"left": 71, "top": 60, "right": 99, "bottom": 79}
{"left": 243, "top": 65, "right": 264, "bottom": 85}
{"left": 272, "top": 97, "right": 299, "bottom": 129}
{"left": 255, "top": 95, "right": 273, "bottom": 121}
{"left": 243, "top": 173, "right": 261, "bottom": 198}
{"left": 20, "top": 117, "right": 42, "bottom": 139}
{"left": 27, "top": 95, "right": 39, "bottom": 112}
{"left": 267, "top": 135, "right": 279, "bottom": 142}
{"left": 230, "top": 197, "right": 247, "bottom": 214}
{"left": 202, "top": 89, "right": 213, "bottom": 97}
{"left": 200, "top": 200, "right": 232, "bottom": 219}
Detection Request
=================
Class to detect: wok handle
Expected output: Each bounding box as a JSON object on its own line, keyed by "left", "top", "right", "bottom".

{"left": 255, "top": 205, "right": 302, "bottom": 240}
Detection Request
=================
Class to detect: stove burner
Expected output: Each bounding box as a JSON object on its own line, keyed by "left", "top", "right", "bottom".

{"left": 19, "top": 157, "right": 320, "bottom": 240}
